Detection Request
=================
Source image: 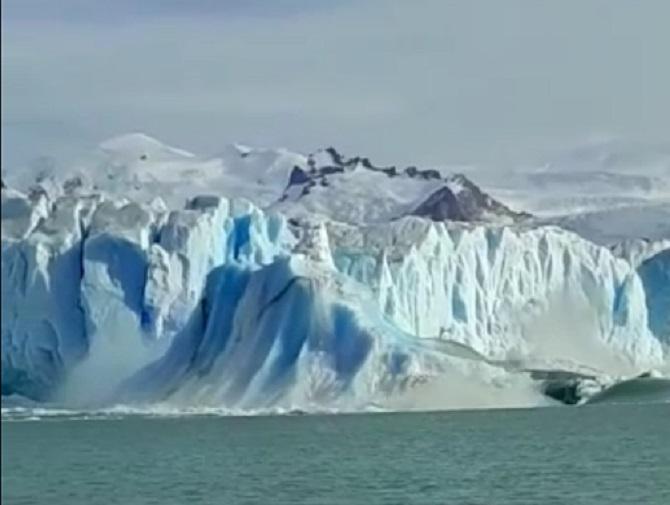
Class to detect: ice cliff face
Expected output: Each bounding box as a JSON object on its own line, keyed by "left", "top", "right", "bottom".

{"left": 329, "top": 219, "right": 663, "bottom": 368}
{"left": 1, "top": 187, "right": 293, "bottom": 402}
{"left": 2, "top": 135, "right": 669, "bottom": 409}
{"left": 638, "top": 249, "right": 670, "bottom": 343}
{"left": 2, "top": 181, "right": 667, "bottom": 408}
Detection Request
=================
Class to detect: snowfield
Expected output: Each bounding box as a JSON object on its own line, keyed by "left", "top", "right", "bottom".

{"left": 1, "top": 134, "right": 668, "bottom": 412}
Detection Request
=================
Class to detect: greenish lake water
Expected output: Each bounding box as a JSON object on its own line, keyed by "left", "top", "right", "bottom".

{"left": 2, "top": 404, "right": 669, "bottom": 504}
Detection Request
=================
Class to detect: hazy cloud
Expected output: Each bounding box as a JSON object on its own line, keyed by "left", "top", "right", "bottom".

{"left": 2, "top": 0, "right": 670, "bottom": 170}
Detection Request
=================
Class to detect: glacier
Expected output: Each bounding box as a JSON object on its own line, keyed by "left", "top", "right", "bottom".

{"left": 638, "top": 248, "right": 670, "bottom": 343}
{"left": 2, "top": 182, "right": 668, "bottom": 411}
{"left": 2, "top": 134, "right": 669, "bottom": 412}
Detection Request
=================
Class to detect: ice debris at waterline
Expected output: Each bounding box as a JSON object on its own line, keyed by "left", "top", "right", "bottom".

{"left": 1, "top": 182, "right": 669, "bottom": 411}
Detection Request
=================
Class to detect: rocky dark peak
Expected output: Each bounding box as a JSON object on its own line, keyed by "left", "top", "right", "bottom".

{"left": 325, "top": 147, "right": 344, "bottom": 166}
{"left": 305, "top": 148, "right": 397, "bottom": 179}
{"left": 403, "top": 166, "right": 441, "bottom": 180}
{"left": 410, "top": 173, "right": 532, "bottom": 223}
{"left": 412, "top": 186, "right": 466, "bottom": 221}
{"left": 319, "top": 165, "right": 345, "bottom": 176}
{"left": 449, "top": 173, "right": 471, "bottom": 186}
{"left": 289, "top": 166, "right": 311, "bottom": 186}
{"left": 450, "top": 175, "right": 489, "bottom": 218}
{"left": 284, "top": 147, "right": 531, "bottom": 223}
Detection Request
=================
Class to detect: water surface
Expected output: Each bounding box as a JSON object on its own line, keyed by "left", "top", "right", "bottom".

{"left": 2, "top": 404, "right": 669, "bottom": 504}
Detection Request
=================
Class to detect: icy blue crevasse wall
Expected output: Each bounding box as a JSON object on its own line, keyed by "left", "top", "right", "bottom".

{"left": 119, "top": 257, "right": 391, "bottom": 408}
{"left": 1, "top": 190, "right": 293, "bottom": 401}
{"left": 637, "top": 249, "right": 670, "bottom": 344}
{"left": 119, "top": 240, "right": 463, "bottom": 410}
{"left": 1, "top": 188, "right": 448, "bottom": 407}
{"left": 1, "top": 195, "right": 98, "bottom": 399}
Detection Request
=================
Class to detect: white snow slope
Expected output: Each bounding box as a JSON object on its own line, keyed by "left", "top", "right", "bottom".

{"left": 1, "top": 134, "right": 669, "bottom": 412}
{"left": 469, "top": 138, "right": 670, "bottom": 244}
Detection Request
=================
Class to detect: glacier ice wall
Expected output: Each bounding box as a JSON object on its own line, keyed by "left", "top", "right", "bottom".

{"left": 1, "top": 190, "right": 296, "bottom": 402}
{"left": 116, "top": 248, "right": 535, "bottom": 411}
{"left": 1, "top": 188, "right": 667, "bottom": 408}
{"left": 638, "top": 249, "right": 670, "bottom": 343}
{"left": 2, "top": 193, "right": 99, "bottom": 399}
{"left": 330, "top": 218, "right": 663, "bottom": 368}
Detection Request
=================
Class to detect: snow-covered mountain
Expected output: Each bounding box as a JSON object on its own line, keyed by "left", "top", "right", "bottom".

{"left": 4, "top": 133, "right": 529, "bottom": 226}
{"left": 273, "top": 147, "right": 529, "bottom": 224}
{"left": 459, "top": 138, "right": 670, "bottom": 245}
{"left": 1, "top": 134, "right": 669, "bottom": 412}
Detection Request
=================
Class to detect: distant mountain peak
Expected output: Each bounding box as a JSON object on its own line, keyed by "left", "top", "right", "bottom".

{"left": 282, "top": 146, "right": 530, "bottom": 224}
{"left": 98, "top": 132, "right": 195, "bottom": 160}
{"left": 8, "top": 135, "right": 531, "bottom": 226}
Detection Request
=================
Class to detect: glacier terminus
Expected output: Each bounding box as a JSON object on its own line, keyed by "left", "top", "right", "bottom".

{"left": 2, "top": 134, "right": 669, "bottom": 413}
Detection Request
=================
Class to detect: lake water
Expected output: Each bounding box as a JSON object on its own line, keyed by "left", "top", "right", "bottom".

{"left": 2, "top": 404, "right": 669, "bottom": 504}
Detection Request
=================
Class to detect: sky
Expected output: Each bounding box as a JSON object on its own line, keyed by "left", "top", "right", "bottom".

{"left": 2, "top": 0, "right": 670, "bottom": 172}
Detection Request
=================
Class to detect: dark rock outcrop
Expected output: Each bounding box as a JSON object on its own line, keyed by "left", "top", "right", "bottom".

{"left": 288, "top": 166, "right": 311, "bottom": 186}
{"left": 282, "top": 147, "right": 532, "bottom": 224}
{"left": 412, "top": 186, "right": 465, "bottom": 221}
